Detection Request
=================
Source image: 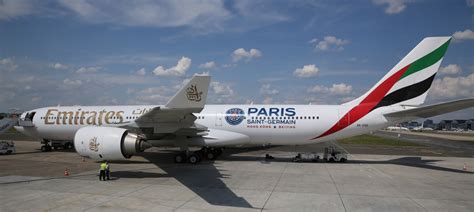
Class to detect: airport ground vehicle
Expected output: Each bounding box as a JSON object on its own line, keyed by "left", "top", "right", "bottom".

{"left": 323, "top": 146, "right": 347, "bottom": 162}
{"left": 40, "top": 140, "right": 73, "bottom": 152}
{"left": 0, "top": 141, "right": 16, "bottom": 155}
{"left": 293, "top": 152, "right": 321, "bottom": 162}
{"left": 293, "top": 146, "right": 348, "bottom": 163}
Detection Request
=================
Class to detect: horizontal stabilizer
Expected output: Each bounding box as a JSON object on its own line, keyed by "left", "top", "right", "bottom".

{"left": 384, "top": 98, "right": 474, "bottom": 118}
{"left": 165, "top": 75, "right": 211, "bottom": 109}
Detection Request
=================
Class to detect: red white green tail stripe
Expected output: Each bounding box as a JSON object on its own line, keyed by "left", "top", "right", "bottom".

{"left": 313, "top": 37, "right": 451, "bottom": 139}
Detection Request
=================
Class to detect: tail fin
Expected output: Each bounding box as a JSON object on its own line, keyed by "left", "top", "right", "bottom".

{"left": 344, "top": 37, "right": 451, "bottom": 108}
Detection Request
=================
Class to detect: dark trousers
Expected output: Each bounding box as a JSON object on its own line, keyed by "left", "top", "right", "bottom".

{"left": 106, "top": 170, "right": 110, "bottom": 180}
{"left": 99, "top": 170, "right": 106, "bottom": 181}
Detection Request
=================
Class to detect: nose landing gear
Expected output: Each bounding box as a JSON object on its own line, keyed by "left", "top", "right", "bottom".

{"left": 40, "top": 139, "right": 52, "bottom": 152}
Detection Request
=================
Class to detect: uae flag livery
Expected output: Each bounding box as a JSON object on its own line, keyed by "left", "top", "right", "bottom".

{"left": 314, "top": 37, "right": 451, "bottom": 139}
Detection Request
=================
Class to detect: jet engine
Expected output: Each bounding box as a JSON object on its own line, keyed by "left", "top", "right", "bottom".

{"left": 74, "top": 126, "right": 151, "bottom": 160}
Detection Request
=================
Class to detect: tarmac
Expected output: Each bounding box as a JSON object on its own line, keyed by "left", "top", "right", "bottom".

{"left": 0, "top": 139, "right": 473, "bottom": 211}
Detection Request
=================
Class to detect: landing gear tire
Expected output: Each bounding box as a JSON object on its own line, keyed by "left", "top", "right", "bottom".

{"left": 202, "top": 147, "right": 222, "bottom": 160}
{"left": 214, "top": 148, "right": 223, "bottom": 157}
{"left": 41, "top": 145, "right": 52, "bottom": 152}
{"left": 206, "top": 151, "right": 216, "bottom": 160}
{"left": 174, "top": 153, "right": 186, "bottom": 163}
{"left": 64, "top": 143, "right": 72, "bottom": 149}
{"left": 188, "top": 153, "right": 201, "bottom": 164}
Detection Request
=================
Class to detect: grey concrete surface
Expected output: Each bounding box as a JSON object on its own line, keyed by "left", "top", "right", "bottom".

{"left": 1, "top": 143, "right": 473, "bottom": 211}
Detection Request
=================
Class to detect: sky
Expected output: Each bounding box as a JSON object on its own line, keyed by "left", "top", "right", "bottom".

{"left": 0, "top": 0, "right": 473, "bottom": 121}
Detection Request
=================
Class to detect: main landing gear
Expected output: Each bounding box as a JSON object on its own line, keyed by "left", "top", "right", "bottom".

{"left": 174, "top": 147, "right": 223, "bottom": 164}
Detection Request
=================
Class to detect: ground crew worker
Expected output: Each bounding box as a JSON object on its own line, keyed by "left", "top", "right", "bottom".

{"left": 99, "top": 161, "right": 107, "bottom": 181}
{"left": 105, "top": 161, "right": 111, "bottom": 180}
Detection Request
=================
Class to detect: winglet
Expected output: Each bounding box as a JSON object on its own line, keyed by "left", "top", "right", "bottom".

{"left": 165, "top": 75, "right": 211, "bottom": 109}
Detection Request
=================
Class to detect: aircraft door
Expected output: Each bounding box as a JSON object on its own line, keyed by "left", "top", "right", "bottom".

{"left": 215, "top": 114, "right": 223, "bottom": 127}
{"left": 25, "top": 112, "right": 36, "bottom": 121}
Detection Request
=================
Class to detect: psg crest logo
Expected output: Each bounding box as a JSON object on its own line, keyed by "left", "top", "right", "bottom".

{"left": 225, "top": 108, "right": 245, "bottom": 125}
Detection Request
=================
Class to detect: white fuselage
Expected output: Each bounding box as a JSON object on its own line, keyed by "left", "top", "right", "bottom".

{"left": 14, "top": 104, "right": 401, "bottom": 146}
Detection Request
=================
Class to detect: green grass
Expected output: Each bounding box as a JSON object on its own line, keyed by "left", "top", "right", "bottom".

{"left": 338, "top": 134, "right": 421, "bottom": 146}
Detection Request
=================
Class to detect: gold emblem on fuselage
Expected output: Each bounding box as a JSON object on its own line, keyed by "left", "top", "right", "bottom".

{"left": 186, "top": 85, "right": 202, "bottom": 102}
{"left": 89, "top": 137, "right": 100, "bottom": 152}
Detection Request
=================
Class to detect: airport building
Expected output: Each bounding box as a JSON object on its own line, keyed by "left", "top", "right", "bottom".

{"left": 437, "top": 119, "right": 474, "bottom": 131}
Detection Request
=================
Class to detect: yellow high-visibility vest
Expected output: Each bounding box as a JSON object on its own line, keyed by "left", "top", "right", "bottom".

{"left": 100, "top": 163, "right": 107, "bottom": 171}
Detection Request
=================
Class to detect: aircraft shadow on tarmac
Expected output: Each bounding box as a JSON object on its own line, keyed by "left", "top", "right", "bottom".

{"left": 220, "top": 154, "right": 473, "bottom": 174}
{"left": 110, "top": 171, "right": 169, "bottom": 179}
{"left": 121, "top": 149, "right": 471, "bottom": 209}
{"left": 348, "top": 157, "right": 474, "bottom": 174}
{"left": 138, "top": 152, "right": 255, "bottom": 209}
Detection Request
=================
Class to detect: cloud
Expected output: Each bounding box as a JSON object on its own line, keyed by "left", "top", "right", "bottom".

{"left": 293, "top": 64, "right": 319, "bottom": 78}
{"left": 262, "top": 97, "right": 273, "bottom": 104}
{"left": 0, "top": 58, "right": 18, "bottom": 72}
{"left": 232, "top": 48, "right": 262, "bottom": 62}
{"left": 196, "top": 71, "right": 210, "bottom": 76}
{"left": 0, "top": 1, "right": 288, "bottom": 35}
{"left": 134, "top": 94, "right": 169, "bottom": 104}
{"left": 222, "top": 63, "right": 237, "bottom": 68}
{"left": 96, "top": 54, "right": 170, "bottom": 65}
{"left": 330, "top": 83, "right": 353, "bottom": 95}
{"left": 16, "top": 76, "right": 35, "bottom": 83}
{"left": 372, "top": 0, "right": 407, "bottom": 14}
{"left": 63, "top": 78, "right": 82, "bottom": 88}
{"left": 136, "top": 86, "right": 170, "bottom": 95}
{"left": 210, "top": 81, "right": 234, "bottom": 96}
{"left": 76, "top": 66, "right": 101, "bottom": 74}
{"left": 50, "top": 63, "right": 68, "bottom": 70}
{"left": 429, "top": 73, "right": 474, "bottom": 100}
{"left": 452, "top": 29, "right": 474, "bottom": 42}
{"left": 152, "top": 56, "right": 191, "bottom": 77}
{"left": 307, "top": 83, "right": 352, "bottom": 95}
{"left": 135, "top": 68, "right": 146, "bottom": 76}
{"left": 233, "top": 0, "right": 289, "bottom": 24}
{"left": 58, "top": 0, "right": 230, "bottom": 29}
{"left": 467, "top": 0, "right": 474, "bottom": 7}
{"left": 260, "top": 84, "right": 279, "bottom": 96}
{"left": 307, "top": 85, "right": 328, "bottom": 93}
{"left": 439, "top": 64, "right": 461, "bottom": 75}
{"left": 310, "top": 36, "right": 349, "bottom": 51}
{"left": 127, "top": 86, "right": 172, "bottom": 105}
{"left": 0, "top": 0, "right": 34, "bottom": 21}
{"left": 199, "top": 61, "right": 217, "bottom": 69}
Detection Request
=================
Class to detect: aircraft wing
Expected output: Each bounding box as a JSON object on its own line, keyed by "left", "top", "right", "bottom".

{"left": 384, "top": 98, "right": 474, "bottom": 119}
{"left": 133, "top": 75, "right": 211, "bottom": 135}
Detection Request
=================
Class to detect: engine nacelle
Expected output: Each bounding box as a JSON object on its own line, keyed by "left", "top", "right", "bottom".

{"left": 74, "top": 126, "right": 150, "bottom": 160}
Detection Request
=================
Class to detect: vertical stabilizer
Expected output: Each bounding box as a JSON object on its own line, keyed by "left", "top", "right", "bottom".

{"left": 344, "top": 37, "right": 451, "bottom": 108}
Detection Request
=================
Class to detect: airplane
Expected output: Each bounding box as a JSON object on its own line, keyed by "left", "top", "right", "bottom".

{"left": 11, "top": 36, "right": 474, "bottom": 164}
